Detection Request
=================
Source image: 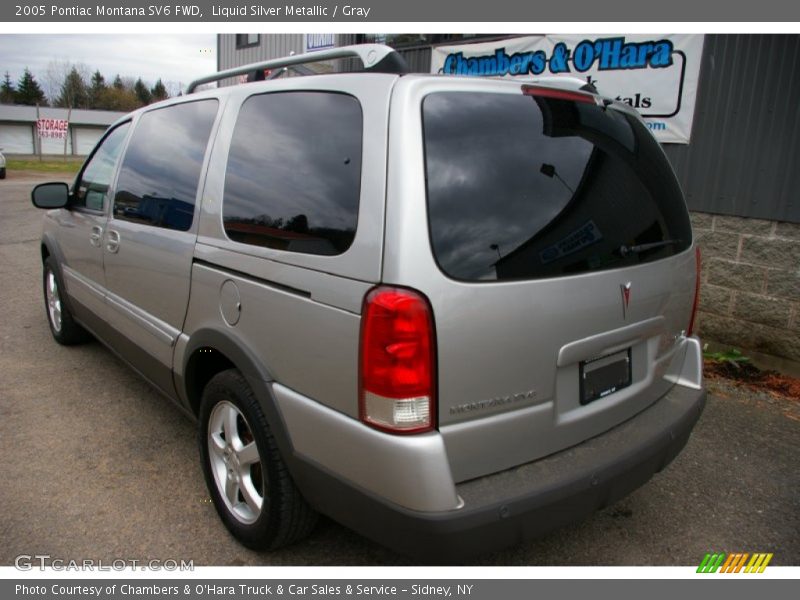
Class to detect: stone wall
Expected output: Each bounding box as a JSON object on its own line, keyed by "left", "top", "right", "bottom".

{"left": 692, "top": 212, "right": 800, "bottom": 362}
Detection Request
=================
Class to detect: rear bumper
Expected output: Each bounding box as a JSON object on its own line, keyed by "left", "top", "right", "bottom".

{"left": 287, "top": 382, "right": 706, "bottom": 562}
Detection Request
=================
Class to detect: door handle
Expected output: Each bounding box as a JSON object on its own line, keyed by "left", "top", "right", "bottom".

{"left": 89, "top": 225, "right": 103, "bottom": 247}
{"left": 106, "top": 229, "right": 121, "bottom": 254}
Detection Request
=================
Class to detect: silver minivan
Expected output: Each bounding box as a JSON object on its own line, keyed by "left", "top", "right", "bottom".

{"left": 32, "top": 44, "right": 705, "bottom": 561}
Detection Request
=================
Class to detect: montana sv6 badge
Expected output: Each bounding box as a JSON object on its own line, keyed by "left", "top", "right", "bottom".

{"left": 450, "top": 390, "right": 537, "bottom": 415}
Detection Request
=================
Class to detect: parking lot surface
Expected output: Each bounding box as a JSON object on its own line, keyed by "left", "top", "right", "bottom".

{"left": 1, "top": 172, "right": 798, "bottom": 566}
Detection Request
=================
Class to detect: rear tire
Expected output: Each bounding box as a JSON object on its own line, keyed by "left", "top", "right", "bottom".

{"left": 0, "top": 168, "right": 6, "bottom": 179}
{"left": 199, "top": 369, "right": 318, "bottom": 550}
{"left": 43, "top": 256, "right": 91, "bottom": 345}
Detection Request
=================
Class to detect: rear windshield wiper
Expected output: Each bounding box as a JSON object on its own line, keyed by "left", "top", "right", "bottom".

{"left": 618, "top": 239, "right": 682, "bottom": 257}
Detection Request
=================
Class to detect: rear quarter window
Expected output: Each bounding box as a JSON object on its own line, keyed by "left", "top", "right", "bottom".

{"left": 422, "top": 91, "right": 692, "bottom": 281}
{"left": 223, "top": 91, "right": 363, "bottom": 256}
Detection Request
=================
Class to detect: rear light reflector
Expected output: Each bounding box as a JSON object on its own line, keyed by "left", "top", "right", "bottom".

{"left": 687, "top": 246, "right": 702, "bottom": 337}
{"left": 359, "top": 287, "right": 436, "bottom": 434}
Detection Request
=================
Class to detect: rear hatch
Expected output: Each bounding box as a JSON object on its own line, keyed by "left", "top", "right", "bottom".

{"left": 384, "top": 77, "right": 697, "bottom": 482}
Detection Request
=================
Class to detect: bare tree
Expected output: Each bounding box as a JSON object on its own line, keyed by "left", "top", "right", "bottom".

{"left": 163, "top": 80, "right": 186, "bottom": 97}
{"left": 119, "top": 76, "right": 137, "bottom": 92}
{"left": 43, "top": 59, "right": 90, "bottom": 105}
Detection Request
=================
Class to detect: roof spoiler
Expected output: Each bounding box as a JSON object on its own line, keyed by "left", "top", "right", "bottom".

{"left": 187, "top": 44, "right": 408, "bottom": 94}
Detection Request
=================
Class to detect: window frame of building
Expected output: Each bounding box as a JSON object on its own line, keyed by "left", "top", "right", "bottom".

{"left": 235, "top": 34, "right": 260, "bottom": 49}
{"left": 357, "top": 34, "right": 514, "bottom": 51}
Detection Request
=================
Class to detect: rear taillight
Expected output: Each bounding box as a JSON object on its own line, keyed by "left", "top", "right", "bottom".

{"left": 359, "top": 287, "right": 436, "bottom": 434}
{"left": 687, "top": 246, "right": 702, "bottom": 337}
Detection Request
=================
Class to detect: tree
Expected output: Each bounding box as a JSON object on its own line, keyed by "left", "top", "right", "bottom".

{"left": 88, "top": 70, "right": 106, "bottom": 109}
{"left": 15, "top": 68, "right": 47, "bottom": 106}
{"left": 150, "top": 78, "right": 168, "bottom": 102}
{"left": 0, "top": 71, "right": 15, "bottom": 104}
{"left": 96, "top": 86, "right": 140, "bottom": 112}
{"left": 112, "top": 74, "right": 124, "bottom": 90}
{"left": 133, "top": 78, "right": 151, "bottom": 105}
{"left": 44, "top": 59, "right": 90, "bottom": 106}
{"left": 56, "top": 67, "right": 89, "bottom": 108}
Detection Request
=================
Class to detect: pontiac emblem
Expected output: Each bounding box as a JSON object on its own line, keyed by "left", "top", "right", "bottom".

{"left": 621, "top": 282, "right": 632, "bottom": 318}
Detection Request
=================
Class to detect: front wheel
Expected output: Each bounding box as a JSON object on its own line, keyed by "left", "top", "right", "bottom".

{"left": 198, "top": 369, "right": 317, "bottom": 550}
{"left": 43, "top": 256, "right": 90, "bottom": 345}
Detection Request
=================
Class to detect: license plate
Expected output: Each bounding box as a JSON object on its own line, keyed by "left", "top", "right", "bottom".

{"left": 580, "top": 349, "right": 631, "bottom": 405}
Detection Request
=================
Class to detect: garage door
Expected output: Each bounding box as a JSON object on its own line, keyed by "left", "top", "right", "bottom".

{"left": 0, "top": 123, "right": 35, "bottom": 153}
{"left": 73, "top": 126, "right": 105, "bottom": 155}
{"left": 40, "top": 128, "right": 73, "bottom": 155}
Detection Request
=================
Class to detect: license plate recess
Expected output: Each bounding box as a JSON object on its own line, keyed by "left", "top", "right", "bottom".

{"left": 580, "top": 349, "right": 631, "bottom": 405}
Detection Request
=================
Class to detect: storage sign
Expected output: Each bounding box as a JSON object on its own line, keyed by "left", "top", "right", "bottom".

{"left": 431, "top": 34, "right": 705, "bottom": 144}
{"left": 37, "top": 118, "right": 69, "bottom": 140}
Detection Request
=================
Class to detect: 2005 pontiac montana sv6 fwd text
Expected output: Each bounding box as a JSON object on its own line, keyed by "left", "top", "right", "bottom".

{"left": 32, "top": 44, "right": 705, "bottom": 561}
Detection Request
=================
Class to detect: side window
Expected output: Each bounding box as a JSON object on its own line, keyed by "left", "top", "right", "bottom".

{"left": 223, "top": 92, "right": 363, "bottom": 256}
{"left": 113, "top": 100, "right": 218, "bottom": 232}
{"left": 74, "top": 122, "right": 130, "bottom": 211}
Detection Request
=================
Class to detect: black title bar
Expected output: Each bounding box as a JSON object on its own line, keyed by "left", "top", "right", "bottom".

{"left": 4, "top": 0, "right": 800, "bottom": 22}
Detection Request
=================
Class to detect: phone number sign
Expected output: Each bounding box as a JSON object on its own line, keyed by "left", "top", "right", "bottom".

{"left": 37, "top": 118, "right": 69, "bottom": 139}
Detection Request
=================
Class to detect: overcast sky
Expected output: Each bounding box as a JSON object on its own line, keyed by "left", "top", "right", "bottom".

{"left": 0, "top": 34, "right": 216, "bottom": 98}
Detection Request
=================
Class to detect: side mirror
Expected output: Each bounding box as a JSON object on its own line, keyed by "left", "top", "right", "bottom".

{"left": 32, "top": 182, "right": 70, "bottom": 209}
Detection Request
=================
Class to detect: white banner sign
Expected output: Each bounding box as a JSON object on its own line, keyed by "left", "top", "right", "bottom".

{"left": 37, "top": 118, "right": 69, "bottom": 139}
{"left": 305, "top": 33, "right": 336, "bottom": 53}
{"left": 431, "top": 34, "right": 705, "bottom": 144}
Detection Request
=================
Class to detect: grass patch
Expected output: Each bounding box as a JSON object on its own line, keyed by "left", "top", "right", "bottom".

{"left": 703, "top": 346, "right": 751, "bottom": 369}
{"left": 6, "top": 158, "right": 83, "bottom": 174}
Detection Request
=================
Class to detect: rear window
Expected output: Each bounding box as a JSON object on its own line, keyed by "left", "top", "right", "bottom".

{"left": 422, "top": 91, "right": 692, "bottom": 281}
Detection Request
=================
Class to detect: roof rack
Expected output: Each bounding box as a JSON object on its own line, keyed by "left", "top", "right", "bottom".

{"left": 187, "top": 44, "right": 408, "bottom": 94}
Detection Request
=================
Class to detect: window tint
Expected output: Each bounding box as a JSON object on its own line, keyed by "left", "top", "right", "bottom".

{"left": 422, "top": 92, "right": 692, "bottom": 281}
{"left": 223, "top": 92, "right": 362, "bottom": 256}
{"left": 113, "top": 100, "right": 218, "bottom": 232}
{"left": 74, "top": 122, "right": 130, "bottom": 211}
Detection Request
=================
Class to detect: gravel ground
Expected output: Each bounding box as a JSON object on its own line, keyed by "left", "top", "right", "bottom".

{"left": 1, "top": 173, "right": 798, "bottom": 567}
